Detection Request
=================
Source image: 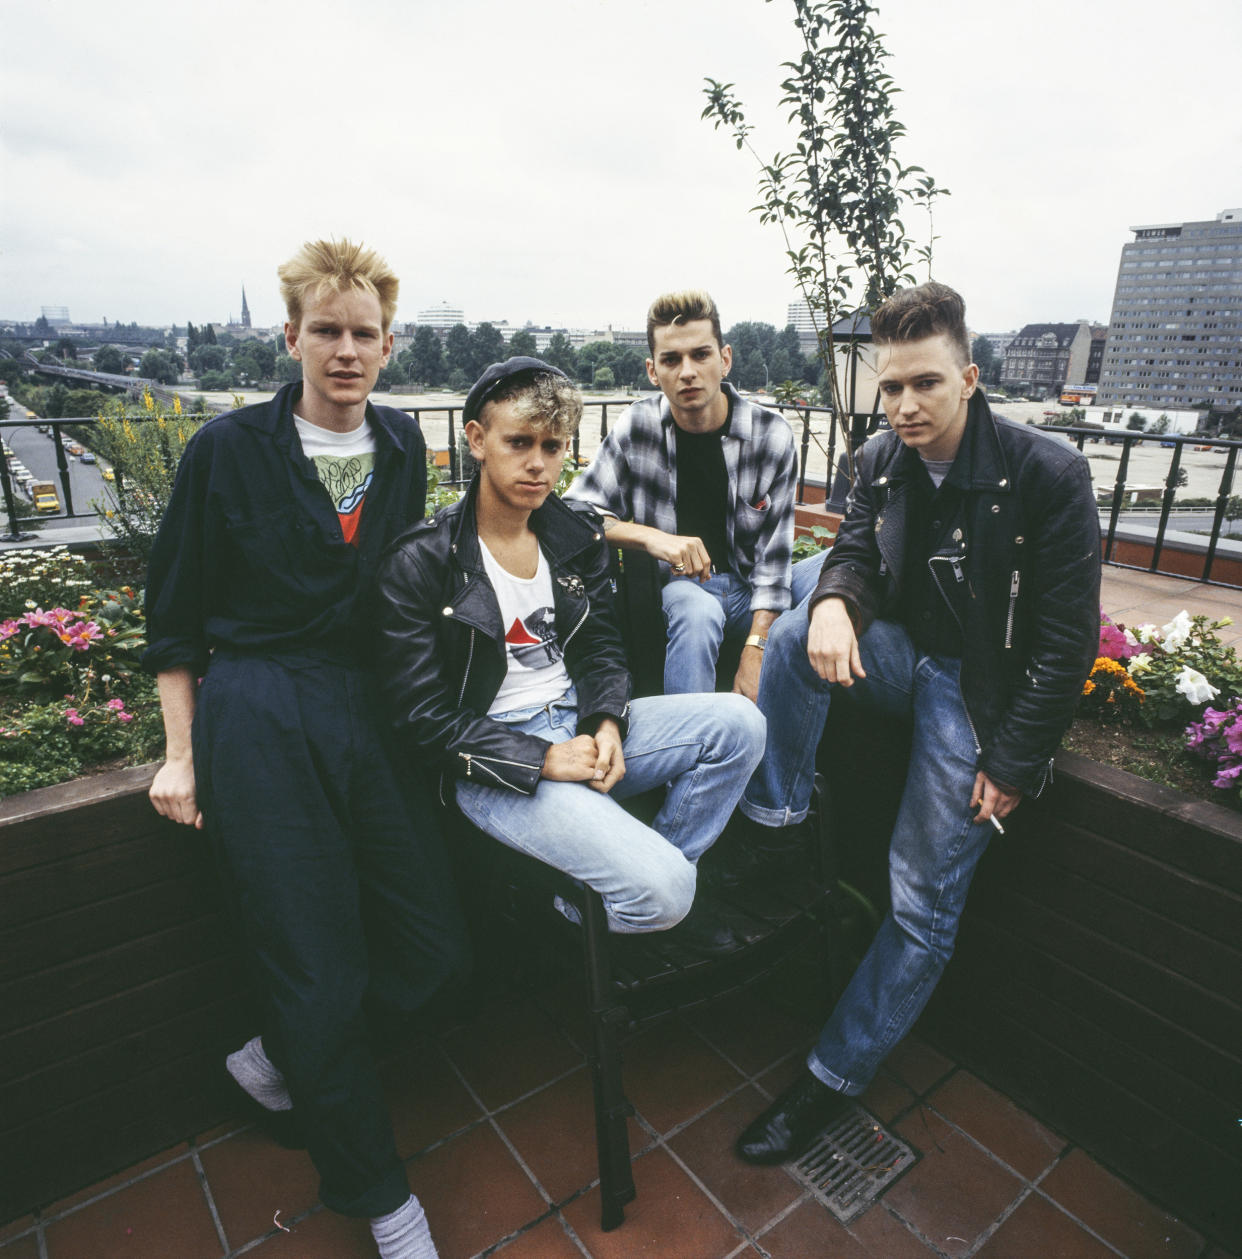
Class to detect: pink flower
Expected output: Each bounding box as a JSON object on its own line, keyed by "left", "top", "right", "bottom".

{"left": 0, "top": 619, "right": 20, "bottom": 641}
{"left": 63, "top": 620, "right": 102, "bottom": 651}
{"left": 119, "top": 712, "right": 133, "bottom": 723}
{"left": 106, "top": 698, "right": 125, "bottom": 711}
{"left": 1097, "top": 623, "right": 1133, "bottom": 662}
{"left": 66, "top": 712, "right": 85, "bottom": 727}
{"left": 64, "top": 707, "right": 79, "bottom": 718}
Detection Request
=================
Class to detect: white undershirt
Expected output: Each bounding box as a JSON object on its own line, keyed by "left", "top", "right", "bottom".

{"left": 478, "top": 539, "right": 571, "bottom": 716}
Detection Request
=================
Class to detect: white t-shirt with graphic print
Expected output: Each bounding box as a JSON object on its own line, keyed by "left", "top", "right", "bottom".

{"left": 478, "top": 539, "right": 571, "bottom": 716}
{"left": 294, "top": 414, "right": 376, "bottom": 546}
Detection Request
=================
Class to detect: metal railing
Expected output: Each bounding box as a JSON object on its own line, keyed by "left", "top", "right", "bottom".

{"left": 5, "top": 406, "right": 1239, "bottom": 588}
{"left": 1041, "top": 425, "right": 1241, "bottom": 586}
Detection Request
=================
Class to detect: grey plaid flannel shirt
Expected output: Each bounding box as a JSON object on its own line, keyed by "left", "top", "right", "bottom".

{"left": 566, "top": 383, "right": 797, "bottom": 612}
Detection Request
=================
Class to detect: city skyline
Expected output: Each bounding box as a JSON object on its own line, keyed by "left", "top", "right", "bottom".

{"left": 2, "top": 0, "right": 1239, "bottom": 336}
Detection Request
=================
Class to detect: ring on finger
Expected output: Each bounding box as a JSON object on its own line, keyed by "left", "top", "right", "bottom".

{"left": 673, "top": 562, "right": 686, "bottom": 572}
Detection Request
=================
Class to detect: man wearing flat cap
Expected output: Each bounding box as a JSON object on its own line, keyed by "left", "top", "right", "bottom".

{"left": 373, "top": 358, "right": 766, "bottom": 956}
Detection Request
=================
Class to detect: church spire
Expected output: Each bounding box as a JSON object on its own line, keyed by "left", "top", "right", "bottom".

{"left": 240, "top": 286, "right": 251, "bottom": 329}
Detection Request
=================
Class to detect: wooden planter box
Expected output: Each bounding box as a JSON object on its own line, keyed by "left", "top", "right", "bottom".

{"left": 922, "top": 750, "right": 1242, "bottom": 1248}
{"left": 0, "top": 767, "right": 249, "bottom": 1224}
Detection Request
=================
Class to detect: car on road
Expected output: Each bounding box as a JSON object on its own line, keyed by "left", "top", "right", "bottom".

{"left": 80, "top": 451, "right": 96, "bottom": 464}
{"left": 65, "top": 442, "right": 85, "bottom": 456}
{"left": 100, "top": 467, "right": 115, "bottom": 482}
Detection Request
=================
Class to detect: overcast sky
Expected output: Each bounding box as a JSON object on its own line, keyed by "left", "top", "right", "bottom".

{"left": 2, "top": 0, "right": 1239, "bottom": 337}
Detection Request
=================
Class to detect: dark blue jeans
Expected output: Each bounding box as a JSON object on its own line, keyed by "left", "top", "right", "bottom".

{"left": 194, "top": 654, "right": 468, "bottom": 1218}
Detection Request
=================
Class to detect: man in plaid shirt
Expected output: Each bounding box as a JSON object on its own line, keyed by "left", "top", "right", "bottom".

{"left": 566, "top": 289, "right": 825, "bottom": 706}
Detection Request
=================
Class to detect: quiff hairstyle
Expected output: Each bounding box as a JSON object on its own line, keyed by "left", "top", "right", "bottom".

{"left": 870, "top": 281, "right": 972, "bottom": 368}
{"left": 277, "top": 238, "right": 400, "bottom": 334}
{"left": 479, "top": 370, "right": 583, "bottom": 442}
{"left": 645, "top": 289, "right": 724, "bottom": 354}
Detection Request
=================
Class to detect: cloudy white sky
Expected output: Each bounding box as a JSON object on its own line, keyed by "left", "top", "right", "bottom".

{"left": 2, "top": 0, "right": 1239, "bottom": 336}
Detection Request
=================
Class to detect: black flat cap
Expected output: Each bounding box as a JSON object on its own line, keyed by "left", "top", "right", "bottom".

{"left": 462, "top": 356, "right": 570, "bottom": 424}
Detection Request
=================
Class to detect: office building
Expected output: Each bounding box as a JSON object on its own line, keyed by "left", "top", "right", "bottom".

{"left": 1096, "top": 208, "right": 1242, "bottom": 412}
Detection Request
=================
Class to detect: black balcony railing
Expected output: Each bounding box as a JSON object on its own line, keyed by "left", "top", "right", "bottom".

{"left": 3, "top": 407, "right": 1239, "bottom": 588}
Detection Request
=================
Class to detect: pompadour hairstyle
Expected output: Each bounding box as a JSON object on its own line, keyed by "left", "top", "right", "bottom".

{"left": 645, "top": 289, "right": 724, "bottom": 354}
{"left": 277, "top": 238, "right": 400, "bottom": 333}
{"left": 870, "top": 281, "right": 972, "bottom": 368}
{"left": 480, "top": 370, "right": 583, "bottom": 441}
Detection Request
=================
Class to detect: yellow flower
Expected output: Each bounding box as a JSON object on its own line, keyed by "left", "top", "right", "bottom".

{"left": 173, "top": 396, "right": 182, "bottom": 416}
{"left": 142, "top": 388, "right": 154, "bottom": 412}
{"left": 1082, "top": 680, "right": 1096, "bottom": 696}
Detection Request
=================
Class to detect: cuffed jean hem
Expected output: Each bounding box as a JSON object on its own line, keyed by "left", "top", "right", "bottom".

{"left": 737, "top": 798, "right": 810, "bottom": 828}
{"left": 805, "top": 1053, "right": 865, "bottom": 1098}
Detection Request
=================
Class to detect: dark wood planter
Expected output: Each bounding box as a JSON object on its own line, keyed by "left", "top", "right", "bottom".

{"left": 922, "top": 750, "right": 1242, "bottom": 1249}
{"left": 0, "top": 767, "right": 249, "bottom": 1224}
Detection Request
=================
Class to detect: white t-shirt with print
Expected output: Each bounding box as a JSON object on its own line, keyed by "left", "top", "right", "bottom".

{"left": 478, "top": 539, "right": 571, "bottom": 716}
{"left": 294, "top": 414, "right": 376, "bottom": 546}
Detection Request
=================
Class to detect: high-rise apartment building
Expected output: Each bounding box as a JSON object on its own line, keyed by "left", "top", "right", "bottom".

{"left": 1096, "top": 208, "right": 1242, "bottom": 411}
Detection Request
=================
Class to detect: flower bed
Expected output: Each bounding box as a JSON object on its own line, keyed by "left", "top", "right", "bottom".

{"left": 0, "top": 548, "right": 164, "bottom": 800}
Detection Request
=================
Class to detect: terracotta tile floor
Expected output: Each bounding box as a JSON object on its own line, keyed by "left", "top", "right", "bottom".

{"left": 5, "top": 567, "right": 1236, "bottom": 1259}
{"left": 4, "top": 954, "right": 1227, "bottom": 1259}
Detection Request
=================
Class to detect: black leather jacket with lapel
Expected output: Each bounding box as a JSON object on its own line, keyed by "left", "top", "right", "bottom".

{"left": 373, "top": 478, "right": 632, "bottom": 795}
{"left": 812, "top": 393, "right": 1101, "bottom": 796}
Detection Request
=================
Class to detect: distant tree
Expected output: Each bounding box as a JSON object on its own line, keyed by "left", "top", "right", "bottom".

{"left": 592, "top": 365, "right": 616, "bottom": 391}
{"left": 34, "top": 315, "right": 52, "bottom": 334}
{"left": 408, "top": 326, "right": 444, "bottom": 385}
{"left": 200, "top": 370, "right": 231, "bottom": 391}
{"left": 1126, "top": 412, "right": 1147, "bottom": 431}
{"left": 234, "top": 339, "right": 276, "bottom": 382}
{"left": 66, "top": 388, "right": 110, "bottom": 414}
{"left": 724, "top": 321, "right": 779, "bottom": 369}
{"left": 469, "top": 323, "right": 506, "bottom": 376}
{"left": 94, "top": 345, "right": 125, "bottom": 374}
{"left": 273, "top": 354, "right": 302, "bottom": 383}
{"left": 543, "top": 332, "right": 577, "bottom": 376}
{"left": 613, "top": 348, "right": 646, "bottom": 389}
{"left": 1151, "top": 413, "right": 1170, "bottom": 435}
{"left": 575, "top": 341, "right": 614, "bottom": 385}
{"left": 186, "top": 321, "right": 200, "bottom": 351}
{"left": 971, "top": 336, "right": 994, "bottom": 376}
{"left": 444, "top": 324, "right": 472, "bottom": 375}
{"left": 54, "top": 337, "right": 77, "bottom": 361}
{"left": 769, "top": 348, "right": 793, "bottom": 383}
{"left": 45, "top": 383, "right": 70, "bottom": 418}
{"left": 139, "top": 348, "right": 178, "bottom": 385}
{"left": 448, "top": 367, "right": 471, "bottom": 393}
{"left": 508, "top": 329, "right": 538, "bottom": 357}
{"left": 203, "top": 323, "right": 218, "bottom": 345}
{"left": 739, "top": 348, "right": 767, "bottom": 390}
{"left": 189, "top": 344, "right": 228, "bottom": 375}
{"left": 778, "top": 324, "right": 802, "bottom": 358}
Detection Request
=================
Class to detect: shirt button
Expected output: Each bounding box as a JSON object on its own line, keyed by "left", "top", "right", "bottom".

{"left": 442, "top": 606, "right": 453, "bottom": 616}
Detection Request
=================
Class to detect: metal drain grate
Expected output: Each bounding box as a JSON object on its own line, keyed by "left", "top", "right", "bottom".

{"left": 789, "top": 1106, "right": 918, "bottom": 1224}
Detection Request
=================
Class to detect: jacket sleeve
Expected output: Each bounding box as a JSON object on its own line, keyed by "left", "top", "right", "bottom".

{"left": 979, "top": 456, "right": 1101, "bottom": 795}
{"left": 373, "top": 540, "right": 552, "bottom": 795}
{"left": 142, "top": 429, "right": 218, "bottom": 677}
{"left": 808, "top": 441, "right": 886, "bottom": 633}
{"left": 561, "top": 507, "right": 633, "bottom": 737}
{"left": 743, "top": 424, "right": 797, "bottom": 613}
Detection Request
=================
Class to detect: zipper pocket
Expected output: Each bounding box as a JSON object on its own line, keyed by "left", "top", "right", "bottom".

{"left": 457, "top": 628, "right": 476, "bottom": 706}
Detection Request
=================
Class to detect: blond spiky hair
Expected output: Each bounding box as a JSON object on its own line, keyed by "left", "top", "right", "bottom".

{"left": 277, "top": 238, "right": 399, "bottom": 333}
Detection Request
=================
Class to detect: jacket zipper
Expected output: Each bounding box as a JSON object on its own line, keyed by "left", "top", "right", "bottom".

{"left": 457, "top": 627, "right": 476, "bottom": 706}
{"left": 560, "top": 588, "right": 590, "bottom": 652}
{"left": 1004, "top": 570, "right": 1020, "bottom": 649}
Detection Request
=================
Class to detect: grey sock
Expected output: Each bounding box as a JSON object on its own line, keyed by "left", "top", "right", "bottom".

{"left": 225, "top": 1036, "right": 293, "bottom": 1111}
{"left": 370, "top": 1195, "right": 438, "bottom": 1259}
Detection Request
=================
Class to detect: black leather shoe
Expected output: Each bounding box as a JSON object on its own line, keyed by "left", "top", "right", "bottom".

{"left": 735, "top": 1069, "right": 848, "bottom": 1165}
{"left": 663, "top": 897, "right": 747, "bottom": 958}
{"left": 701, "top": 813, "right": 810, "bottom": 890}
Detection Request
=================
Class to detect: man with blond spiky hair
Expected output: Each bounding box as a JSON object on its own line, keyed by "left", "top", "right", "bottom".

{"left": 145, "top": 239, "right": 465, "bottom": 1259}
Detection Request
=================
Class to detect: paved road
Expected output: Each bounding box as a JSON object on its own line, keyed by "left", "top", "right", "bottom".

{"left": 1, "top": 404, "right": 112, "bottom": 535}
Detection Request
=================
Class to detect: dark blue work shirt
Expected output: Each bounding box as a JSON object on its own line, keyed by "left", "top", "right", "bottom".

{"left": 144, "top": 382, "right": 427, "bottom": 676}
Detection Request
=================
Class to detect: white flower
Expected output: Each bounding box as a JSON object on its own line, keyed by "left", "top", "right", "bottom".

{"left": 1174, "top": 666, "right": 1218, "bottom": 706}
{"left": 1127, "top": 653, "right": 1153, "bottom": 676}
{"left": 1135, "top": 624, "right": 1159, "bottom": 644}
{"left": 1161, "top": 610, "right": 1193, "bottom": 653}
{"left": 1123, "top": 628, "right": 1140, "bottom": 647}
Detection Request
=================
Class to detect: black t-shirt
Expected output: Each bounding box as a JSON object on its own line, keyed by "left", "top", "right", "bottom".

{"left": 898, "top": 452, "right": 969, "bottom": 659}
{"left": 674, "top": 403, "right": 733, "bottom": 573}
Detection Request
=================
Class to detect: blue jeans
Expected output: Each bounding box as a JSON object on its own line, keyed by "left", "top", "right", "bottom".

{"left": 662, "top": 554, "right": 828, "bottom": 696}
{"left": 751, "top": 617, "right": 992, "bottom": 1095}
{"left": 455, "top": 688, "right": 765, "bottom": 933}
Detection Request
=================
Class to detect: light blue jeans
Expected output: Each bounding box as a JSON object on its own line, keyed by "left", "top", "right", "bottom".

{"left": 745, "top": 615, "right": 993, "bottom": 1095}
{"left": 456, "top": 688, "right": 765, "bottom": 933}
{"left": 662, "top": 554, "right": 828, "bottom": 696}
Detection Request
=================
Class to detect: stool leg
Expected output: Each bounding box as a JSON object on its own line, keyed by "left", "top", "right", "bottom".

{"left": 581, "top": 888, "right": 636, "bottom": 1230}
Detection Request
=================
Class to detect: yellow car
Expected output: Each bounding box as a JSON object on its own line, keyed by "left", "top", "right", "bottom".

{"left": 101, "top": 467, "right": 115, "bottom": 482}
